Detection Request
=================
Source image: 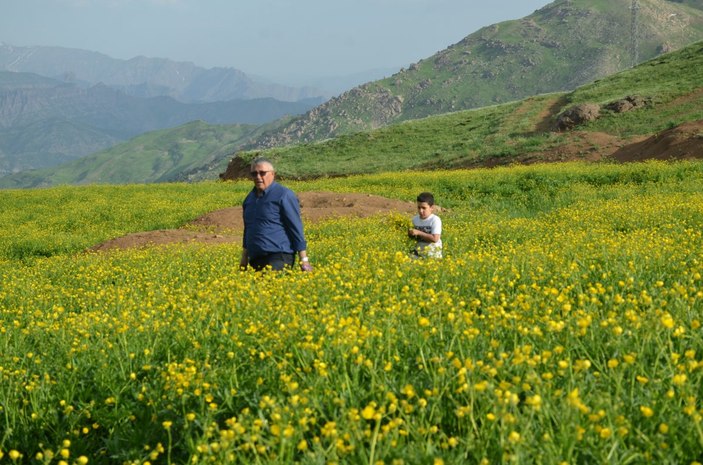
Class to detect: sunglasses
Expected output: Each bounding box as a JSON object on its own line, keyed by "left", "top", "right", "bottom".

{"left": 249, "top": 170, "right": 271, "bottom": 177}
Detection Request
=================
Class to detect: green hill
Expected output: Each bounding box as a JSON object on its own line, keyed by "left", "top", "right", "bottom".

{"left": 244, "top": 0, "right": 703, "bottom": 150}
{"left": 222, "top": 40, "right": 703, "bottom": 179}
{"left": 0, "top": 121, "right": 258, "bottom": 188}
{"left": 5, "top": 38, "right": 702, "bottom": 188}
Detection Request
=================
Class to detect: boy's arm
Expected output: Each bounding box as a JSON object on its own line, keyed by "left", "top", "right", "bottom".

{"left": 408, "top": 229, "right": 441, "bottom": 243}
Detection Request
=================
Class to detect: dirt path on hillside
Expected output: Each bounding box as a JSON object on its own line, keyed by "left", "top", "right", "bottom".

{"left": 90, "top": 192, "right": 416, "bottom": 251}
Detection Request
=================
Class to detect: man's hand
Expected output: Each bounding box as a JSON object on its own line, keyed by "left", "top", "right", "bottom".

{"left": 300, "top": 262, "right": 313, "bottom": 272}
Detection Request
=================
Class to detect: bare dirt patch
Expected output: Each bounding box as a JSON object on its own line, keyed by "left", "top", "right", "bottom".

{"left": 91, "top": 192, "right": 416, "bottom": 252}
{"left": 459, "top": 131, "right": 641, "bottom": 169}
{"left": 458, "top": 120, "right": 703, "bottom": 169}
{"left": 608, "top": 120, "right": 703, "bottom": 162}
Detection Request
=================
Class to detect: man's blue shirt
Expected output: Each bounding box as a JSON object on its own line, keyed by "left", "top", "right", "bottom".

{"left": 242, "top": 181, "right": 307, "bottom": 259}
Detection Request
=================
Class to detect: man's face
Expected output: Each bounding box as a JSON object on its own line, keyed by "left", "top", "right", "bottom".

{"left": 251, "top": 162, "right": 275, "bottom": 191}
{"left": 417, "top": 201, "right": 433, "bottom": 220}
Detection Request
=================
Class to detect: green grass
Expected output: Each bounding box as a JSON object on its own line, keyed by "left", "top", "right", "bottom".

{"left": 0, "top": 182, "right": 247, "bottom": 260}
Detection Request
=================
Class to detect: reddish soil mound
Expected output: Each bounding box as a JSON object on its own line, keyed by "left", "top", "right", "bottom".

{"left": 608, "top": 120, "right": 703, "bottom": 162}
{"left": 91, "top": 192, "right": 415, "bottom": 251}
{"left": 458, "top": 131, "right": 635, "bottom": 169}
{"left": 459, "top": 120, "right": 703, "bottom": 169}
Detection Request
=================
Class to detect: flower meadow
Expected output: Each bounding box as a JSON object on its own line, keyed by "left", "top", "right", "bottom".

{"left": 1, "top": 161, "right": 702, "bottom": 465}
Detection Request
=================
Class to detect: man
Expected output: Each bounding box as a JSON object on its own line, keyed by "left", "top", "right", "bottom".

{"left": 240, "top": 157, "right": 312, "bottom": 271}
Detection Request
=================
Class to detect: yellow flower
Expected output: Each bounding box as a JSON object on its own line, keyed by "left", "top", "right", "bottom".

{"left": 526, "top": 395, "right": 542, "bottom": 410}
{"left": 660, "top": 313, "right": 675, "bottom": 329}
{"left": 361, "top": 404, "right": 377, "bottom": 420}
{"left": 474, "top": 381, "right": 489, "bottom": 392}
{"left": 402, "top": 384, "right": 416, "bottom": 398}
{"left": 640, "top": 406, "right": 654, "bottom": 417}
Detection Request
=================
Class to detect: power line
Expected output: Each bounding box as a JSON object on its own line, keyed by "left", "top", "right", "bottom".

{"left": 631, "top": 0, "right": 640, "bottom": 66}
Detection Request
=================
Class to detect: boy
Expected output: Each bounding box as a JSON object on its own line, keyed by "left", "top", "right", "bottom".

{"left": 408, "top": 192, "right": 442, "bottom": 258}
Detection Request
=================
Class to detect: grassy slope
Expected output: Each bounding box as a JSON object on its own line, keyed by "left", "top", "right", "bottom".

{"left": 0, "top": 121, "right": 258, "bottom": 188}
{"left": 235, "top": 41, "right": 703, "bottom": 179}
{"left": 4, "top": 39, "right": 701, "bottom": 188}
{"left": 566, "top": 41, "right": 703, "bottom": 134}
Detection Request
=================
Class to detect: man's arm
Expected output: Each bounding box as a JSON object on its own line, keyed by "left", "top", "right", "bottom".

{"left": 280, "top": 191, "right": 307, "bottom": 251}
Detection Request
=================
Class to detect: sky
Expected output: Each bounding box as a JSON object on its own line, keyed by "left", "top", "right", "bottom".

{"left": 2, "top": 0, "right": 550, "bottom": 83}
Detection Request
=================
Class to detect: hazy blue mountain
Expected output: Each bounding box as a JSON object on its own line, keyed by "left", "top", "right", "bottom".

{"left": 0, "top": 43, "right": 327, "bottom": 103}
{"left": 0, "top": 120, "right": 258, "bottom": 189}
{"left": 270, "top": 67, "right": 402, "bottom": 98}
{"left": 0, "top": 71, "right": 322, "bottom": 175}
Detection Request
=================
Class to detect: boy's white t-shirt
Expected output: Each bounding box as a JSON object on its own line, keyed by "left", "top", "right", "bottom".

{"left": 412, "top": 213, "right": 442, "bottom": 258}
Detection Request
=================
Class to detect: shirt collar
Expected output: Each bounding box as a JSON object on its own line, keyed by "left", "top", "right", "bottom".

{"left": 254, "top": 181, "right": 277, "bottom": 197}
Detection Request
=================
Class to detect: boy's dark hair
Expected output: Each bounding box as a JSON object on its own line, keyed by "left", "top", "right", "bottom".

{"left": 416, "top": 192, "right": 435, "bottom": 206}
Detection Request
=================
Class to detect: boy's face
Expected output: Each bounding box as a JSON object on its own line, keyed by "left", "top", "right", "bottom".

{"left": 417, "top": 201, "right": 433, "bottom": 220}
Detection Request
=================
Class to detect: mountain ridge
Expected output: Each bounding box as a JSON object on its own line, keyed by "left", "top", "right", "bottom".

{"left": 0, "top": 71, "right": 321, "bottom": 175}
{"left": 0, "top": 42, "right": 327, "bottom": 103}
{"left": 241, "top": 0, "right": 703, "bottom": 151}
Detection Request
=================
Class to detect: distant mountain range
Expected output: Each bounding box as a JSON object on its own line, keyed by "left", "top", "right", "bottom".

{"left": 0, "top": 42, "right": 334, "bottom": 176}
{"left": 0, "top": 70, "right": 322, "bottom": 175}
{"left": 0, "top": 43, "right": 328, "bottom": 103}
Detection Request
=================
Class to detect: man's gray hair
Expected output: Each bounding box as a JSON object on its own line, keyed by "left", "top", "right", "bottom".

{"left": 251, "top": 157, "right": 275, "bottom": 170}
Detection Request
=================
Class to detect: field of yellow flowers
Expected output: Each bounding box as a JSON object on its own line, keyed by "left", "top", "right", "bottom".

{"left": 1, "top": 161, "right": 702, "bottom": 464}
